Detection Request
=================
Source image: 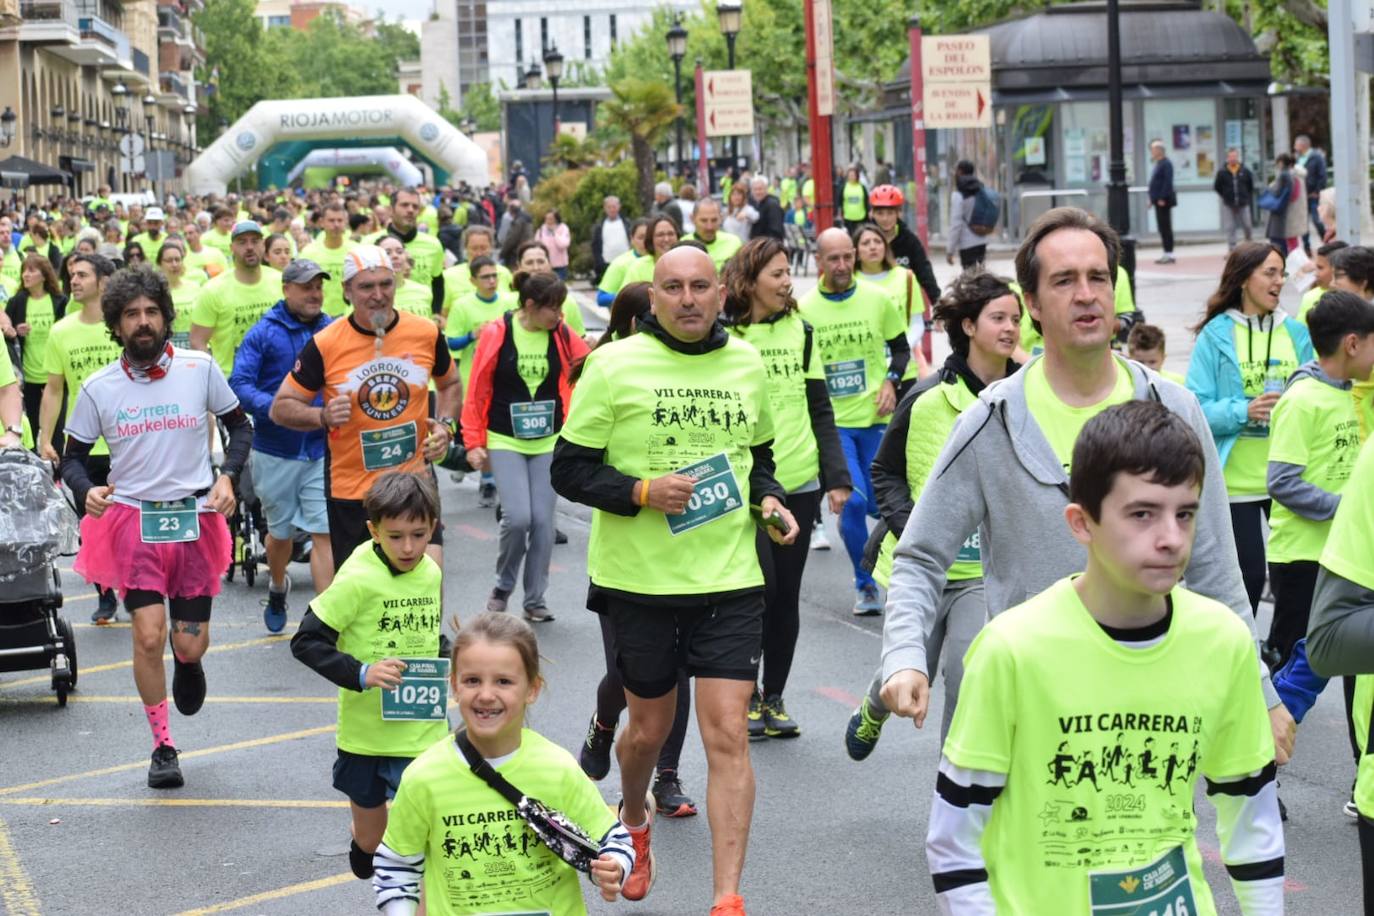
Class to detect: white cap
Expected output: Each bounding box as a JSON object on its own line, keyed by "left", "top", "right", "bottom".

{"left": 342, "top": 244, "right": 393, "bottom": 282}
{"left": 145, "top": 207, "right": 165, "bottom": 221}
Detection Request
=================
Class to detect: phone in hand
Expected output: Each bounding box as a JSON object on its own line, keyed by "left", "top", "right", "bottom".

{"left": 750, "top": 503, "right": 794, "bottom": 537}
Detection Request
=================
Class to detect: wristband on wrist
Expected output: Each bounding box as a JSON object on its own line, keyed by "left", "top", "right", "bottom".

{"left": 639, "top": 478, "right": 652, "bottom": 507}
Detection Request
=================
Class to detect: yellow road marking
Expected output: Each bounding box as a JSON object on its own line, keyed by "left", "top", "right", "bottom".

{"left": 0, "top": 694, "right": 335, "bottom": 706}
{"left": 172, "top": 872, "right": 355, "bottom": 915}
{"left": 0, "top": 725, "right": 335, "bottom": 797}
{"left": 64, "top": 592, "right": 97, "bottom": 604}
{"left": 0, "top": 813, "right": 41, "bottom": 915}
{"left": 0, "top": 633, "right": 292, "bottom": 691}
{"left": 0, "top": 797, "right": 347, "bottom": 810}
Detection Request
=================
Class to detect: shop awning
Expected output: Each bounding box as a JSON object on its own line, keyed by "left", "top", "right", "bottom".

{"left": 59, "top": 155, "right": 95, "bottom": 175}
{"left": 0, "top": 155, "right": 71, "bottom": 185}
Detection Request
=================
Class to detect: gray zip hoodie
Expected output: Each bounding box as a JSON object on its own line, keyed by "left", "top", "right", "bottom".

{"left": 881, "top": 354, "right": 1278, "bottom": 707}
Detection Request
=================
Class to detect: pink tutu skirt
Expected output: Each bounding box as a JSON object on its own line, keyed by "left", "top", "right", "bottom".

{"left": 74, "top": 502, "right": 231, "bottom": 599}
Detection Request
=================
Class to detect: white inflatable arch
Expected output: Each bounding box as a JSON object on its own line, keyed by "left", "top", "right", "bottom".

{"left": 286, "top": 147, "right": 425, "bottom": 186}
{"left": 185, "top": 95, "right": 487, "bottom": 195}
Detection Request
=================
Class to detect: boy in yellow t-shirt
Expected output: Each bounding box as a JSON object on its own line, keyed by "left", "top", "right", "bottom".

{"left": 927, "top": 401, "right": 1283, "bottom": 913}
{"left": 1127, "top": 322, "right": 1187, "bottom": 385}
{"left": 290, "top": 471, "right": 448, "bottom": 881}
{"left": 1264, "top": 290, "right": 1374, "bottom": 671}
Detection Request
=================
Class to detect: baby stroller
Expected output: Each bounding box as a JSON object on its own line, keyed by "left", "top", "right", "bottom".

{"left": 0, "top": 449, "right": 80, "bottom": 705}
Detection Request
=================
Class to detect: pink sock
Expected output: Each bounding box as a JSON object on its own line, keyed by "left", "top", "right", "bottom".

{"left": 144, "top": 700, "right": 174, "bottom": 751}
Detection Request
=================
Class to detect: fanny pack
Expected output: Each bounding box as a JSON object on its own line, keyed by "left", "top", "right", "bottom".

{"left": 455, "top": 731, "right": 600, "bottom": 873}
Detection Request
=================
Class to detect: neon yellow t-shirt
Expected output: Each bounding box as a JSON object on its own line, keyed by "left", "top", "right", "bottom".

{"left": 18, "top": 294, "right": 58, "bottom": 385}
{"left": 0, "top": 249, "right": 20, "bottom": 296}
{"left": 45, "top": 312, "right": 121, "bottom": 456}
{"left": 841, "top": 181, "right": 867, "bottom": 222}
{"left": 1318, "top": 441, "right": 1374, "bottom": 818}
{"left": 401, "top": 233, "right": 446, "bottom": 287}
{"left": 1161, "top": 369, "right": 1187, "bottom": 385}
{"left": 309, "top": 541, "right": 447, "bottom": 758}
{"left": 200, "top": 228, "right": 233, "bottom": 260}
{"left": 183, "top": 244, "right": 228, "bottom": 282}
{"left": 944, "top": 578, "right": 1273, "bottom": 913}
{"left": 798, "top": 280, "right": 907, "bottom": 428}
{"left": 557, "top": 294, "right": 585, "bottom": 337}
{"left": 442, "top": 263, "right": 513, "bottom": 313}
{"left": 445, "top": 291, "right": 518, "bottom": 390}
{"left": 167, "top": 280, "right": 202, "bottom": 347}
{"left": 1024, "top": 357, "right": 1134, "bottom": 472}
{"left": 1224, "top": 319, "right": 1300, "bottom": 497}
{"left": 487, "top": 319, "right": 557, "bottom": 457}
{"left": 1297, "top": 285, "right": 1325, "bottom": 324}
{"left": 1266, "top": 375, "right": 1363, "bottom": 563}
{"left": 560, "top": 332, "right": 775, "bottom": 595}
{"left": 728, "top": 312, "right": 824, "bottom": 492}
{"left": 689, "top": 232, "right": 742, "bottom": 271}
{"left": 189, "top": 270, "right": 285, "bottom": 376}
{"left": 597, "top": 250, "right": 643, "bottom": 298}
{"left": 621, "top": 253, "right": 658, "bottom": 287}
{"left": 382, "top": 729, "right": 618, "bottom": 916}
{"left": 129, "top": 232, "right": 166, "bottom": 264}
{"left": 299, "top": 236, "right": 358, "bottom": 318}
{"left": 874, "top": 375, "right": 983, "bottom": 588}
{"left": 395, "top": 278, "right": 434, "bottom": 318}
{"left": 0, "top": 345, "right": 31, "bottom": 448}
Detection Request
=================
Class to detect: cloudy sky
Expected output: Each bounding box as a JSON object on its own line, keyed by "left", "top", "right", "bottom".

{"left": 367, "top": 0, "right": 434, "bottom": 20}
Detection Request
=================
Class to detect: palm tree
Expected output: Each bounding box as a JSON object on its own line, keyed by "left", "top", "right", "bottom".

{"left": 598, "top": 78, "right": 681, "bottom": 211}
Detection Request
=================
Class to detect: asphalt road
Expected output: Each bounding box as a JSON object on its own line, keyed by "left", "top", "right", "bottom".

{"left": 0, "top": 244, "right": 1364, "bottom": 915}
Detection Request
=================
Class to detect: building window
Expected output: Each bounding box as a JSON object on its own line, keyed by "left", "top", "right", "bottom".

{"left": 540, "top": 17, "right": 548, "bottom": 53}
{"left": 584, "top": 15, "right": 592, "bottom": 59}
{"left": 266, "top": 14, "right": 290, "bottom": 28}
{"left": 609, "top": 14, "right": 617, "bottom": 46}
{"left": 515, "top": 19, "right": 523, "bottom": 66}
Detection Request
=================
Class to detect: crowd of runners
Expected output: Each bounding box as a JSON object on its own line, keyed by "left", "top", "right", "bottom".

{"left": 4, "top": 177, "right": 1374, "bottom": 914}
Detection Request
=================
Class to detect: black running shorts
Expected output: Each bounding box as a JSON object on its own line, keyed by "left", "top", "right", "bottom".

{"left": 603, "top": 590, "right": 764, "bottom": 698}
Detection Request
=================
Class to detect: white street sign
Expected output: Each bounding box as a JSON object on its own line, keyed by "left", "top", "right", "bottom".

{"left": 702, "top": 70, "right": 755, "bottom": 137}
{"left": 118, "top": 133, "right": 144, "bottom": 158}
{"left": 921, "top": 35, "right": 992, "bottom": 129}
{"left": 813, "top": 0, "right": 836, "bottom": 117}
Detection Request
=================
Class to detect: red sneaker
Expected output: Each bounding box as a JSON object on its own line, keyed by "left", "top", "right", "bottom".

{"left": 619, "top": 795, "right": 656, "bottom": 901}
{"left": 710, "top": 894, "right": 747, "bottom": 915}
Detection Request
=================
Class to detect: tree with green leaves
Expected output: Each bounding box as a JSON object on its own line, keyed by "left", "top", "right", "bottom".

{"left": 598, "top": 79, "right": 682, "bottom": 210}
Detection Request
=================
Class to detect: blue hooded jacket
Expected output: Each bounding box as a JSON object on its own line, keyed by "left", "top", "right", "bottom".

{"left": 1186, "top": 310, "right": 1313, "bottom": 466}
{"left": 229, "top": 300, "right": 331, "bottom": 461}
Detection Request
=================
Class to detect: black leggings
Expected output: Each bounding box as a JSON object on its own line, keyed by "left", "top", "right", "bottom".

{"left": 1266, "top": 560, "right": 1319, "bottom": 669}
{"left": 756, "top": 489, "right": 820, "bottom": 698}
{"left": 1229, "top": 500, "right": 1270, "bottom": 614}
{"left": 1361, "top": 815, "right": 1374, "bottom": 912}
{"left": 594, "top": 614, "right": 690, "bottom": 774}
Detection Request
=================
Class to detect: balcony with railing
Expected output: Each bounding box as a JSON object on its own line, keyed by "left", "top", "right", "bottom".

{"left": 17, "top": 0, "right": 80, "bottom": 43}
{"left": 158, "top": 70, "right": 191, "bottom": 107}
{"left": 65, "top": 0, "right": 131, "bottom": 67}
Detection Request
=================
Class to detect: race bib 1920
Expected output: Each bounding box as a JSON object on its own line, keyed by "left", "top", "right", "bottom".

{"left": 666, "top": 452, "right": 744, "bottom": 536}
{"left": 139, "top": 498, "right": 201, "bottom": 544}
{"left": 380, "top": 658, "right": 450, "bottom": 721}
{"left": 824, "top": 358, "right": 867, "bottom": 398}
{"left": 1089, "top": 846, "right": 1196, "bottom": 915}
{"left": 361, "top": 423, "right": 418, "bottom": 471}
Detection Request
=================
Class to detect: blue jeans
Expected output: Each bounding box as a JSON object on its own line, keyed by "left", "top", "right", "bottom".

{"left": 837, "top": 425, "right": 886, "bottom": 590}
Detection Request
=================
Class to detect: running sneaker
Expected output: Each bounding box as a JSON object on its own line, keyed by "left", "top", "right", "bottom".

{"left": 523, "top": 605, "right": 555, "bottom": 623}
{"left": 478, "top": 482, "right": 497, "bottom": 508}
{"left": 652, "top": 769, "right": 698, "bottom": 818}
{"left": 263, "top": 576, "right": 290, "bottom": 634}
{"left": 91, "top": 587, "right": 118, "bottom": 625}
{"left": 763, "top": 694, "right": 800, "bottom": 738}
{"left": 619, "top": 795, "right": 656, "bottom": 901}
{"left": 1344, "top": 799, "right": 1360, "bottom": 820}
{"left": 147, "top": 744, "right": 184, "bottom": 789}
{"left": 853, "top": 584, "right": 883, "bottom": 616}
{"left": 486, "top": 588, "right": 511, "bottom": 613}
{"left": 747, "top": 689, "right": 767, "bottom": 740}
{"left": 349, "top": 839, "right": 375, "bottom": 879}
{"left": 171, "top": 641, "right": 207, "bottom": 716}
{"left": 710, "top": 894, "right": 747, "bottom": 916}
{"left": 810, "top": 526, "right": 831, "bottom": 551}
{"left": 447, "top": 470, "right": 467, "bottom": 484}
{"left": 844, "top": 697, "right": 889, "bottom": 761}
{"left": 578, "top": 715, "right": 616, "bottom": 780}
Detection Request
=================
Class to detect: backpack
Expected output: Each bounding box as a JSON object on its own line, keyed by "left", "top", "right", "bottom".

{"left": 969, "top": 186, "right": 1000, "bottom": 236}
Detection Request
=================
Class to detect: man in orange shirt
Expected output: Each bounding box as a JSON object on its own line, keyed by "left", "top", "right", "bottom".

{"left": 270, "top": 247, "right": 459, "bottom": 571}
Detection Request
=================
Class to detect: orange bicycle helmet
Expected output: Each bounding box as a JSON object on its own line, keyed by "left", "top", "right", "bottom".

{"left": 869, "top": 184, "right": 905, "bottom": 208}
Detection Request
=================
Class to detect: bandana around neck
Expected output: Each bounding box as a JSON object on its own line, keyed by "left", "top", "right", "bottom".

{"left": 120, "top": 341, "right": 174, "bottom": 382}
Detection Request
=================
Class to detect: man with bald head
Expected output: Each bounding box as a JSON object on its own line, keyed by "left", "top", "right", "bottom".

{"left": 552, "top": 245, "right": 798, "bottom": 913}
{"left": 800, "top": 227, "right": 911, "bottom": 615}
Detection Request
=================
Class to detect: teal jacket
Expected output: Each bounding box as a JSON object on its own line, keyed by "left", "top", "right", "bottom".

{"left": 1186, "top": 311, "right": 1313, "bottom": 466}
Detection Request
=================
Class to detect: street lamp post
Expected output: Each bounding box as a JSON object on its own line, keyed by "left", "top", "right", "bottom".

{"left": 716, "top": 0, "right": 742, "bottom": 169}
{"left": 143, "top": 90, "right": 157, "bottom": 201}
{"left": 666, "top": 16, "right": 688, "bottom": 178}
{"left": 112, "top": 80, "right": 129, "bottom": 192}
{"left": 0, "top": 107, "right": 15, "bottom": 149}
{"left": 543, "top": 44, "right": 564, "bottom": 139}
{"left": 1105, "top": 0, "right": 1135, "bottom": 288}
{"left": 525, "top": 61, "right": 543, "bottom": 176}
